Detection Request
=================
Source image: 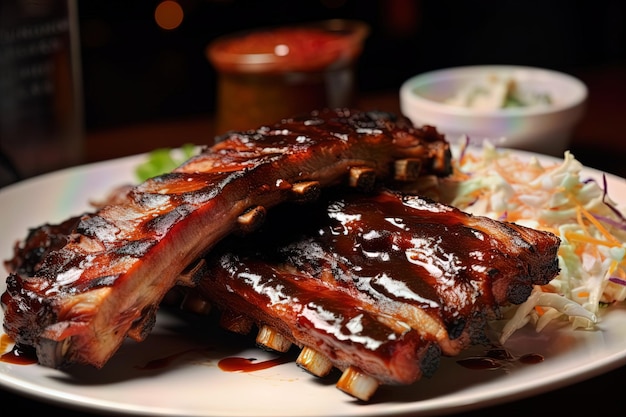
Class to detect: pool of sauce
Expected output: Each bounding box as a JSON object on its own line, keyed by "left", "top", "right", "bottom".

{"left": 457, "top": 347, "right": 544, "bottom": 370}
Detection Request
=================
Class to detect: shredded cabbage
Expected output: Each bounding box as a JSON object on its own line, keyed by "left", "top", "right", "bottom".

{"left": 437, "top": 140, "right": 626, "bottom": 343}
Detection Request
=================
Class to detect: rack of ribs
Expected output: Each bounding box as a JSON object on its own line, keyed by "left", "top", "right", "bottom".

{"left": 175, "top": 188, "right": 561, "bottom": 400}
{"left": 1, "top": 108, "right": 452, "bottom": 371}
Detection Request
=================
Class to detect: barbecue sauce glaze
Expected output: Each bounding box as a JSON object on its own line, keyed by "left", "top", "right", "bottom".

{"left": 200, "top": 188, "right": 559, "bottom": 384}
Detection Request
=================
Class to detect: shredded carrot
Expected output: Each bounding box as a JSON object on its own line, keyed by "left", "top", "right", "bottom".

{"left": 534, "top": 305, "right": 545, "bottom": 316}
{"left": 576, "top": 206, "right": 589, "bottom": 235}
{"left": 564, "top": 231, "right": 619, "bottom": 248}
{"left": 580, "top": 205, "right": 622, "bottom": 246}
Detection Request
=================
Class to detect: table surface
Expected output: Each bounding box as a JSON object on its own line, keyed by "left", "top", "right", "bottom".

{"left": 1, "top": 64, "right": 626, "bottom": 416}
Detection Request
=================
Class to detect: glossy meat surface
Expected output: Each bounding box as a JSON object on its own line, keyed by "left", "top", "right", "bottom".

{"left": 191, "top": 188, "right": 561, "bottom": 385}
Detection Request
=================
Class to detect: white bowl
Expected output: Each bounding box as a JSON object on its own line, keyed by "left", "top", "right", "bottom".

{"left": 399, "top": 65, "right": 588, "bottom": 156}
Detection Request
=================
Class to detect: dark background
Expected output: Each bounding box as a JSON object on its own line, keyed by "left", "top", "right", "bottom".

{"left": 77, "top": 0, "right": 626, "bottom": 131}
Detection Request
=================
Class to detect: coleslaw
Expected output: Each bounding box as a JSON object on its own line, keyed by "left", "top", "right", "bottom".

{"left": 435, "top": 140, "right": 626, "bottom": 343}
{"left": 445, "top": 74, "right": 552, "bottom": 110}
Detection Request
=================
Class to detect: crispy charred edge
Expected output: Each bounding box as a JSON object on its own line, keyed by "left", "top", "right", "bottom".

{"left": 501, "top": 222, "right": 561, "bottom": 298}
{"left": 3, "top": 216, "right": 81, "bottom": 277}
{"left": 457, "top": 211, "right": 561, "bottom": 307}
{"left": 1, "top": 108, "right": 452, "bottom": 370}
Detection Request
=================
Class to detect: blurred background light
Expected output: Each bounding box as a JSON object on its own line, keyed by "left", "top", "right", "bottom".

{"left": 155, "top": 1, "right": 184, "bottom": 31}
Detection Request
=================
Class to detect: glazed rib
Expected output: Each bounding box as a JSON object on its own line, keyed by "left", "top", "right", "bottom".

{"left": 183, "top": 188, "right": 560, "bottom": 398}
{"left": 2, "top": 108, "right": 451, "bottom": 369}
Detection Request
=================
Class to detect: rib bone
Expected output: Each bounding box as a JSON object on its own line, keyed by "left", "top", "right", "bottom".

{"left": 290, "top": 181, "right": 321, "bottom": 202}
{"left": 336, "top": 366, "right": 380, "bottom": 402}
{"left": 296, "top": 346, "right": 333, "bottom": 377}
{"left": 178, "top": 259, "right": 206, "bottom": 286}
{"left": 394, "top": 158, "right": 423, "bottom": 181}
{"left": 237, "top": 205, "right": 267, "bottom": 233}
{"left": 256, "top": 325, "right": 292, "bottom": 352}
{"left": 349, "top": 166, "right": 376, "bottom": 190}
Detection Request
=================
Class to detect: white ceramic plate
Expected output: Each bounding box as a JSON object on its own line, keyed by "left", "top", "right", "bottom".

{"left": 1, "top": 150, "right": 626, "bottom": 417}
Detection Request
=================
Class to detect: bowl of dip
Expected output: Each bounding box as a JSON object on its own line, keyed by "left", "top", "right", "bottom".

{"left": 399, "top": 65, "right": 588, "bottom": 156}
{"left": 208, "top": 19, "right": 369, "bottom": 134}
